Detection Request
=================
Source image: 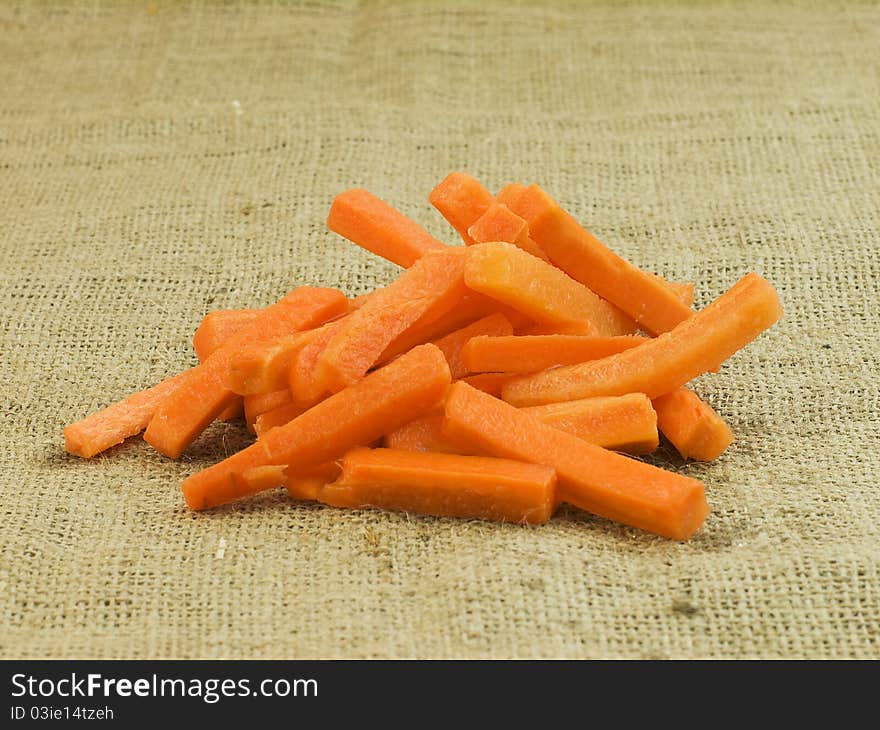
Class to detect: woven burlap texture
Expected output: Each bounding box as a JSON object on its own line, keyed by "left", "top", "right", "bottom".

{"left": 2, "top": 1, "right": 878, "bottom": 659}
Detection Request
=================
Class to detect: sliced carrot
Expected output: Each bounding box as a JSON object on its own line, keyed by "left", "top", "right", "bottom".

{"left": 442, "top": 382, "right": 708, "bottom": 540}
{"left": 192, "top": 309, "right": 260, "bottom": 362}
{"left": 233, "top": 465, "right": 289, "bottom": 495}
{"left": 327, "top": 188, "right": 447, "bottom": 268}
{"left": 522, "top": 394, "right": 658, "bottom": 454}
{"left": 319, "top": 447, "right": 557, "bottom": 525}
{"left": 458, "top": 373, "right": 517, "bottom": 398}
{"left": 461, "top": 334, "right": 647, "bottom": 375}
{"left": 144, "top": 287, "right": 348, "bottom": 458}
{"left": 505, "top": 185, "right": 693, "bottom": 335}
{"left": 503, "top": 272, "right": 782, "bottom": 406}
{"left": 64, "top": 371, "right": 190, "bottom": 458}
{"left": 383, "top": 412, "right": 465, "bottom": 454}
{"left": 662, "top": 279, "right": 695, "bottom": 308}
{"left": 315, "top": 248, "right": 467, "bottom": 393}
{"left": 253, "top": 402, "right": 305, "bottom": 437}
{"left": 429, "top": 172, "right": 496, "bottom": 246}
{"left": 287, "top": 318, "right": 347, "bottom": 407}
{"left": 653, "top": 388, "right": 735, "bottom": 461}
{"left": 226, "top": 329, "right": 320, "bottom": 396}
{"left": 432, "top": 312, "right": 513, "bottom": 379}
{"left": 181, "top": 343, "right": 452, "bottom": 510}
{"left": 467, "top": 202, "right": 550, "bottom": 262}
{"left": 464, "top": 242, "right": 637, "bottom": 335}
{"left": 243, "top": 389, "right": 292, "bottom": 432}
{"left": 286, "top": 461, "right": 343, "bottom": 501}
{"left": 495, "top": 182, "right": 528, "bottom": 211}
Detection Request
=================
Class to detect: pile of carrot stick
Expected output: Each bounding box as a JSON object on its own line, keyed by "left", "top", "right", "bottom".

{"left": 64, "top": 173, "right": 783, "bottom": 540}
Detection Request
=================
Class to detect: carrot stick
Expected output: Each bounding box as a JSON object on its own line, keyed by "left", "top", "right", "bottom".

{"left": 458, "top": 373, "right": 517, "bottom": 397}
{"left": 243, "top": 389, "right": 292, "bottom": 432}
{"left": 383, "top": 412, "right": 465, "bottom": 454}
{"left": 653, "top": 388, "right": 734, "bottom": 461}
{"left": 503, "top": 272, "right": 783, "bottom": 406}
{"left": 193, "top": 310, "right": 258, "bottom": 421}
{"left": 432, "top": 312, "right": 513, "bottom": 379}
{"left": 505, "top": 185, "right": 693, "bottom": 335}
{"left": 464, "top": 242, "right": 637, "bottom": 335}
{"left": 327, "top": 188, "right": 447, "bottom": 268}
{"left": 192, "top": 309, "right": 260, "bottom": 362}
{"left": 253, "top": 402, "right": 305, "bottom": 437}
{"left": 315, "top": 248, "right": 467, "bottom": 393}
{"left": 442, "top": 382, "right": 709, "bottom": 540}
{"left": 495, "top": 182, "right": 529, "bottom": 211}
{"left": 286, "top": 461, "right": 342, "bottom": 501}
{"left": 144, "top": 287, "right": 347, "bottom": 458}
{"left": 662, "top": 279, "right": 695, "bottom": 308}
{"left": 521, "top": 394, "right": 658, "bottom": 454}
{"left": 287, "top": 318, "right": 347, "bottom": 407}
{"left": 181, "top": 343, "right": 452, "bottom": 510}
{"left": 461, "top": 334, "right": 647, "bottom": 375}
{"left": 226, "top": 329, "right": 320, "bottom": 396}
{"left": 467, "top": 202, "right": 550, "bottom": 262}
{"left": 64, "top": 371, "right": 190, "bottom": 458}
{"left": 429, "top": 172, "right": 496, "bottom": 245}
{"left": 319, "top": 447, "right": 557, "bottom": 525}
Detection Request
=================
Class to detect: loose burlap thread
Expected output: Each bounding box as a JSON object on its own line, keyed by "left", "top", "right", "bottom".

{"left": 2, "top": 1, "right": 878, "bottom": 659}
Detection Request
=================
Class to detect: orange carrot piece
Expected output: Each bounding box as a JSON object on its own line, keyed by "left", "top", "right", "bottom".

{"left": 64, "top": 371, "right": 190, "bottom": 458}
{"left": 181, "top": 343, "right": 451, "bottom": 510}
{"left": 464, "top": 242, "right": 637, "bottom": 335}
{"left": 505, "top": 185, "right": 693, "bottom": 335}
{"left": 495, "top": 182, "right": 529, "bottom": 211}
{"left": 254, "top": 402, "right": 305, "bottom": 437}
{"left": 288, "top": 318, "right": 347, "bottom": 407}
{"left": 193, "top": 310, "right": 258, "bottom": 421}
{"left": 383, "top": 412, "right": 465, "bottom": 454}
{"left": 503, "top": 272, "right": 782, "bottom": 406}
{"left": 461, "top": 334, "right": 647, "bottom": 375}
{"left": 192, "top": 309, "right": 260, "bottom": 362}
{"left": 429, "top": 172, "right": 496, "bottom": 246}
{"left": 286, "top": 461, "right": 343, "bottom": 501}
{"left": 327, "top": 188, "right": 447, "bottom": 268}
{"left": 522, "top": 394, "right": 659, "bottom": 454}
{"left": 442, "top": 382, "right": 708, "bottom": 540}
{"left": 233, "top": 465, "right": 289, "bottom": 494}
{"left": 226, "top": 329, "right": 320, "bottom": 396}
{"left": 663, "top": 279, "right": 695, "bottom": 308}
{"left": 144, "top": 287, "right": 347, "bottom": 458}
{"left": 458, "top": 373, "right": 517, "bottom": 397}
{"left": 315, "top": 248, "right": 467, "bottom": 393}
{"left": 432, "top": 312, "right": 513, "bottom": 379}
{"left": 467, "top": 202, "right": 550, "bottom": 262}
{"left": 653, "top": 388, "right": 735, "bottom": 461}
{"left": 243, "top": 389, "right": 292, "bottom": 432}
{"left": 319, "top": 447, "right": 557, "bottom": 525}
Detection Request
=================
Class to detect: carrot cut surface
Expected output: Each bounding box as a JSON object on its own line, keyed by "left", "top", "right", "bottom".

{"left": 461, "top": 334, "right": 646, "bottom": 375}
{"left": 192, "top": 309, "right": 260, "bottom": 362}
{"left": 383, "top": 412, "right": 465, "bottom": 454}
{"left": 522, "top": 394, "right": 658, "bottom": 454}
{"left": 495, "top": 182, "right": 528, "bottom": 210}
{"left": 243, "top": 389, "right": 292, "bottom": 431}
{"left": 181, "top": 343, "right": 452, "bottom": 510}
{"left": 286, "top": 461, "right": 343, "bottom": 501}
{"left": 442, "top": 382, "right": 708, "bottom": 540}
{"left": 653, "top": 388, "right": 735, "bottom": 461}
{"left": 503, "top": 272, "right": 783, "bottom": 406}
{"left": 254, "top": 402, "right": 305, "bottom": 437}
{"left": 458, "top": 373, "right": 517, "bottom": 397}
{"left": 464, "top": 242, "right": 637, "bottom": 336}
{"left": 315, "top": 248, "right": 467, "bottom": 393}
{"left": 226, "top": 329, "right": 320, "bottom": 396}
{"left": 319, "top": 447, "right": 557, "bottom": 525}
{"left": 64, "top": 371, "right": 190, "bottom": 458}
{"left": 288, "top": 318, "right": 346, "bottom": 407}
{"left": 144, "top": 287, "right": 347, "bottom": 458}
{"left": 432, "top": 312, "right": 513, "bottom": 379}
{"left": 327, "top": 188, "right": 446, "bottom": 268}
{"left": 467, "top": 202, "right": 549, "bottom": 261}
{"left": 505, "top": 185, "right": 694, "bottom": 335}
{"left": 234, "top": 465, "right": 289, "bottom": 494}
{"left": 429, "top": 172, "right": 496, "bottom": 245}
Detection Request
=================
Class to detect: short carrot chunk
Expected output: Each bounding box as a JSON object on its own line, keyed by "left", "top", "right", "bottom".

{"left": 653, "top": 388, "right": 735, "bottom": 461}
{"left": 431, "top": 312, "right": 513, "bottom": 379}
{"left": 319, "top": 447, "right": 557, "bottom": 525}
{"left": 467, "top": 202, "right": 550, "bottom": 261}
{"left": 442, "top": 382, "right": 709, "bottom": 540}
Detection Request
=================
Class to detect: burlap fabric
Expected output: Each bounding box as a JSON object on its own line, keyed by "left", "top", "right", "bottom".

{"left": 2, "top": 1, "right": 878, "bottom": 659}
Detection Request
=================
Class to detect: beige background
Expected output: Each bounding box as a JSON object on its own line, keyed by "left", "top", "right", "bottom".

{"left": 2, "top": 1, "right": 878, "bottom": 658}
